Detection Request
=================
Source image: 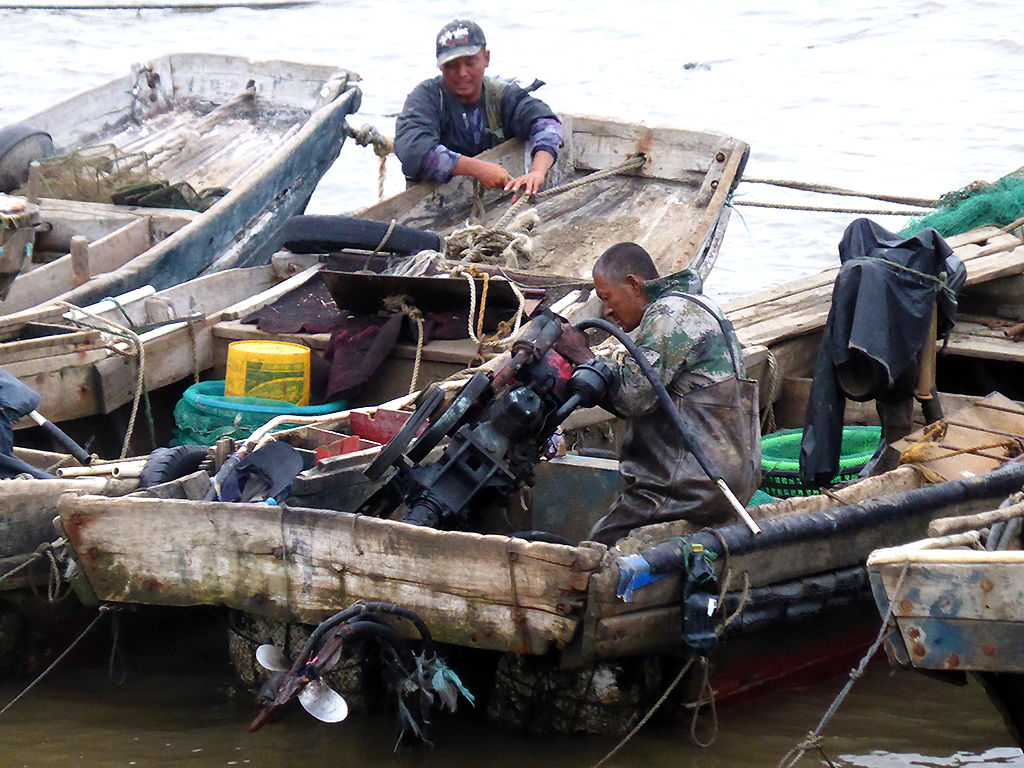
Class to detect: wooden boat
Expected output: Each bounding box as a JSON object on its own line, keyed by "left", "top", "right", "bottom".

{"left": 867, "top": 464, "right": 1024, "bottom": 747}
{"left": 0, "top": 113, "right": 742, "bottom": 432}
{"left": 51, "top": 215, "right": 1024, "bottom": 731}
{"left": 0, "top": 52, "right": 362, "bottom": 316}
{"left": 209, "top": 115, "right": 751, "bottom": 405}
{"left": 351, "top": 115, "right": 749, "bottom": 280}
{"left": 0, "top": 260, "right": 324, "bottom": 429}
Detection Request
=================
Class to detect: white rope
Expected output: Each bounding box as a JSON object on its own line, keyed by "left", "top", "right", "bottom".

{"left": 733, "top": 200, "right": 923, "bottom": 216}
{"left": 506, "top": 278, "right": 526, "bottom": 337}
{"left": 450, "top": 266, "right": 481, "bottom": 343}
{"left": 56, "top": 300, "right": 145, "bottom": 459}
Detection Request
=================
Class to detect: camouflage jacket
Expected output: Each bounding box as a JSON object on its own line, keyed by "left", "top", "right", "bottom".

{"left": 608, "top": 269, "right": 746, "bottom": 417}
{"left": 588, "top": 269, "right": 760, "bottom": 546}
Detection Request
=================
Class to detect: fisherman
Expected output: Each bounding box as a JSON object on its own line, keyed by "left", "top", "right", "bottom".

{"left": 393, "top": 19, "right": 563, "bottom": 198}
{"left": 555, "top": 242, "right": 761, "bottom": 546}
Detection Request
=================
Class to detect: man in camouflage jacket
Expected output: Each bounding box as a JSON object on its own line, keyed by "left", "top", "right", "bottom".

{"left": 558, "top": 242, "right": 761, "bottom": 546}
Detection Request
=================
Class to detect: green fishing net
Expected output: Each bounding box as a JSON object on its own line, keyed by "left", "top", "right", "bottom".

{"left": 173, "top": 381, "right": 346, "bottom": 446}
{"left": 901, "top": 171, "right": 1024, "bottom": 238}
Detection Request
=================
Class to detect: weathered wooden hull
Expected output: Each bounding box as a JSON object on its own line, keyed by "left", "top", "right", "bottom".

{"left": 0, "top": 474, "right": 136, "bottom": 592}
{"left": 870, "top": 546, "right": 1024, "bottom": 674}
{"left": 868, "top": 511, "right": 1024, "bottom": 746}
{"left": 58, "top": 491, "right": 601, "bottom": 656}
{"left": 51, "top": 220, "right": 1024, "bottom": 722}
{"left": 4, "top": 53, "right": 362, "bottom": 317}
{"left": 1, "top": 263, "right": 316, "bottom": 424}
{"left": 357, "top": 115, "right": 747, "bottom": 280}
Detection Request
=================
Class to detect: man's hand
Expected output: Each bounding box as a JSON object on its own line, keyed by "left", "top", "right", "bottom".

{"left": 506, "top": 169, "right": 546, "bottom": 200}
{"left": 453, "top": 156, "right": 511, "bottom": 189}
{"left": 554, "top": 326, "right": 594, "bottom": 366}
{"left": 505, "top": 149, "right": 555, "bottom": 202}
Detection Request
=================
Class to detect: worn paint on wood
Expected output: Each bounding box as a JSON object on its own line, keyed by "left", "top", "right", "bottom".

{"left": 59, "top": 493, "right": 604, "bottom": 655}
{"left": 358, "top": 116, "right": 747, "bottom": 281}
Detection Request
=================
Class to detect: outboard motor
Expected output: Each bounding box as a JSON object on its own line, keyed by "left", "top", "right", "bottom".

{"left": 358, "top": 310, "right": 615, "bottom": 530}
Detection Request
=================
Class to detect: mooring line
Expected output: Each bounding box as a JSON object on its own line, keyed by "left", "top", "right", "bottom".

{"left": 587, "top": 655, "right": 696, "bottom": 768}
{"left": 0, "top": 605, "right": 114, "bottom": 719}
{"left": 777, "top": 565, "right": 910, "bottom": 768}
{"left": 732, "top": 200, "right": 924, "bottom": 216}
{"left": 740, "top": 178, "right": 938, "bottom": 208}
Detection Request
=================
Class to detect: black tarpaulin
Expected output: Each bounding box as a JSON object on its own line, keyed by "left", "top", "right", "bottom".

{"left": 799, "top": 218, "right": 966, "bottom": 488}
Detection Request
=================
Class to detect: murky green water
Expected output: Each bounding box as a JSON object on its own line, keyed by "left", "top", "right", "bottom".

{"left": 0, "top": 608, "right": 1019, "bottom": 768}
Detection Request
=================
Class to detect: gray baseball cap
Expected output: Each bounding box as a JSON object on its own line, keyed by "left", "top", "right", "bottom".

{"left": 436, "top": 19, "right": 486, "bottom": 66}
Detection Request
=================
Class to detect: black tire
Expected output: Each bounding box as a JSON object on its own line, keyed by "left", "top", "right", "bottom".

{"left": 279, "top": 215, "right": 441, "bottom": 256}
{"left": 139, "top": 445, "right": 209, "bottom": 488}
{"left": 0, "top": 123, "right": 54, "bottom": 192}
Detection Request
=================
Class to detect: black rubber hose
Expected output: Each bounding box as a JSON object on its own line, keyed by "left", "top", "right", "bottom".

{"left": 302, "top": 601, "right": 435, "bottom": 664}
{"left": 333, "top": 620, "right": 416, "bottom": 670}
{"left": 37, "top": 418, "right": 92, "bottom": 466}
{"left": 358, "top": 602, "right": 434, "bottom": 653}
{"left": 636, "top": 459, "right": 1024, "bottom": 574}
{"left": 575, "top": 317, "right": 725, "bottom": 486}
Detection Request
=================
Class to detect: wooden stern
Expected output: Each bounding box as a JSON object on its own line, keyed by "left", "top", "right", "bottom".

{"left": 58, "top": 493, "right": 604, "bottom": 656}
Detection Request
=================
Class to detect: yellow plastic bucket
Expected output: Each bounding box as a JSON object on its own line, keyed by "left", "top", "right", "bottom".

{"left": 224, "top": 340, "right": 311, "bottom": 406}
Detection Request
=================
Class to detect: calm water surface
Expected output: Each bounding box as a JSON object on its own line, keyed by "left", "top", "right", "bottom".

{"left": 0, "top": 609, "right": 1020, "bottom": 768}
{"left": 2, "top": 0, "right": 1024, "bottom": 764}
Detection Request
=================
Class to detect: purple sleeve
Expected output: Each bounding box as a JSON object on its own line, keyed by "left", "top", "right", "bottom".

{"left": 528, "top": 117, "right": 563, "bottom": 161}
{"left": 420, "top": 145, "right": 462, "bottom": 183}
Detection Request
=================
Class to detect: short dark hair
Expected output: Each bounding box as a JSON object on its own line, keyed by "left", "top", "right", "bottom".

{"left": 593, "top": 242, "right": 659, "bottom": 284}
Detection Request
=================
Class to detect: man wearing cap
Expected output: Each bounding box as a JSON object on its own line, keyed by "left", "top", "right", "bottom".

{"left": 394, "top": 19, "right": 563, "bottom": 197}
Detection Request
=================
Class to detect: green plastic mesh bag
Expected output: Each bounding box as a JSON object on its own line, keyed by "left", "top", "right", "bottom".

{"left": 173, "top": 380, "right": 346, "bottom": 446}
{"left": 901, "top": 173, "right": 1024, "bottom": 238}
{"left": 759, "top": 426, "right": 882, "bottom": 498}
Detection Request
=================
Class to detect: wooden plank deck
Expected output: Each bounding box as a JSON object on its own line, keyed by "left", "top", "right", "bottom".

{"left": 725, "top": 226, "right": 1024, "bottom": 354}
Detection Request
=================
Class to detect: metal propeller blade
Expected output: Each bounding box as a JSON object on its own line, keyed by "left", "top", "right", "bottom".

{"left": 299, "top": 679, "right": 349, "bottom": 723}
{"left": 255, "top": 644, "right": 291, "bottom": 672}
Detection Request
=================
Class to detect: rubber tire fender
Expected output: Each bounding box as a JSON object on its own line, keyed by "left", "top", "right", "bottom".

{"left": 139, "top": 445, "right": 209, "bottom": 488}
{"left": 278, "top": 215, "right": 441, "bottom": 256}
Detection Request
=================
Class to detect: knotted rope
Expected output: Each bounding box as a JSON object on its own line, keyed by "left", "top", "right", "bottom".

{"left": 448, "top": 154, "right": 648, "bottom": 269}
{"left": 347, "top": 124, "right": 393, "bottom": 201}
{"left": 0, "top": 538, "right": 65, "bottom": 588}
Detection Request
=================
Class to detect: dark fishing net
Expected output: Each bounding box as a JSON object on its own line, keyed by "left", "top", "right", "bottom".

{"left": 901, "top": 172, "right": 1024, "bottom": 238}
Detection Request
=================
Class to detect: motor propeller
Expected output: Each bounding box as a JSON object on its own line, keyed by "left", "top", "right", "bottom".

{"left": 248, "top": 601, "right": 472, "bottom": 744}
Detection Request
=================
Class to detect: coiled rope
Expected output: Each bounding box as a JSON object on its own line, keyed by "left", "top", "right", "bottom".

{"left": 449, "top": 265, "right": 527, "bottom": 348}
